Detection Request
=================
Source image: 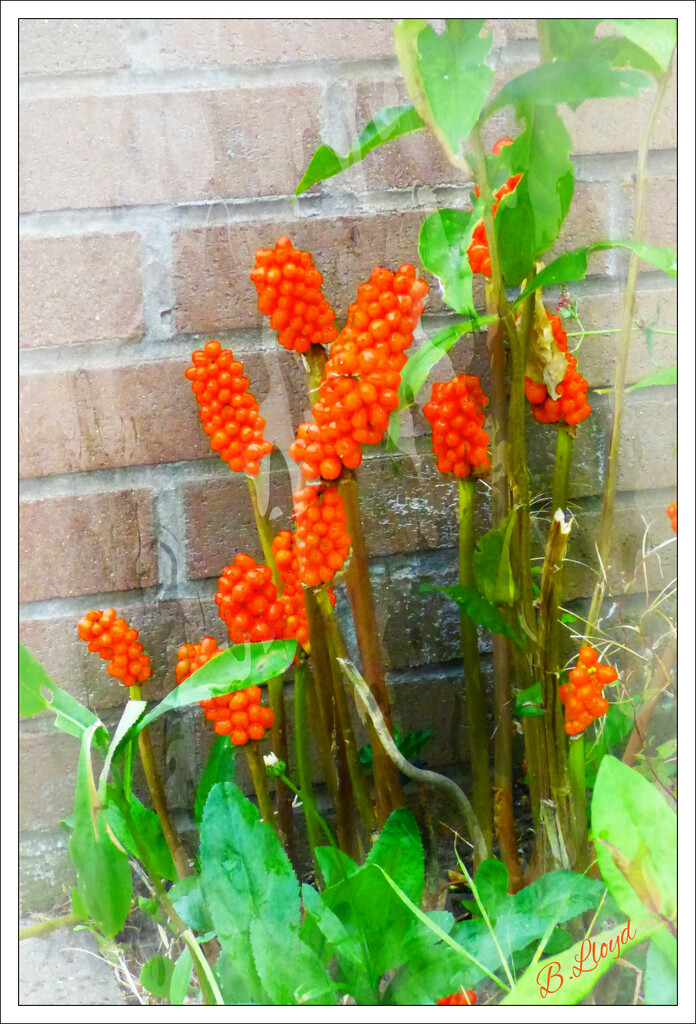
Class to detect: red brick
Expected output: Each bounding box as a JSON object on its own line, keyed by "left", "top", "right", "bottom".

{"left": 19, "top": 490, "right": 157, "bottom": 602}
{"left": 623, "top": 175, "right": 677, "bottom": 273}
{"left": 20, "top": 234, "right": 144, "bottom": 349}
{"left": 20, "top": 84, "right": 322, "bottom": 212}
{"left": 157, "top": 18, "right": 397, "bottom": 67}
{"left": 19, "top": 18, "right": 131, "bottom": 76}
{"left": 547, "top": 182, "right": 612, "bottom": 270}
{"left": 19, "top": 726, "right": 81, "bottom": 831}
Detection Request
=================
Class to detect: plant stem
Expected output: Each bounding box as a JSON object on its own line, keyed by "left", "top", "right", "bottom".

{"left": 338, "top": 469, "right": 403, "bottom": 824}
{"left": 19, "top": 913, "right": 79, "bottom": 941}
{"left": 552, "top": 425, "right": 574, "bottom": 515}
{"left": 303, "top": 590, "right": 340, "bottom": 807}
{"left": 586, "top": 66, "right": 671, "bottom": 634}
{"left": 244, "top": 743, "right": 281, "bottom": 837}
{"left": 458, "top": 478, "right": 492, "bottom": 858}
{"left": 278, "top": 773, "right": 337, "bottom": 850}
{"left": 568, "top": 735, "right": 587, "bottom": 864}
{"left": 130, "top": 686, "right": 190, "bottom": 880}
{"left": 293, "top": 656, "right": 325, "bottom": 863}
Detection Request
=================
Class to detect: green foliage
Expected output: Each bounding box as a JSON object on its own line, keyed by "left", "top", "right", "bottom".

{"left": 645, "top": 930, "right": 677, "bottom": 1005}
{"left": 610, "top": 19, "right": 676, "bottom": 72}
{"left": 97, "top": 700, "right": 147, "bottom": 803}
{"left": 473, "top": 513, "right": 519, "bottom": 605}
{"left": 545, "top": 19, "right": 601, "bottom": 61}
{"left": 516, "top": 682, "right": 545, "bottom": 718}
{"left": 625, "top": 365, "right": 677, "bottom": 391}
{"left": 296, "top": 105, "right": 424, "bottom": 194}
{"left": 583, "top": 703, "right": 635, "bottom": 788}
{"left": 104, "top": 791, "right": 177, "bottom": 882}
{"left": 421, "top": 582, "right": 526, "bottom": 649}
{"left": 396, "top": 315, "right": 498, "bottom": 408}
{"left": 418, "top": 204, "right": 483, "bottom": 315}
{"left": 359, "top": 728, "right": 433, "bottom": 773}
{"left": 19, "top": 642, "right": 108, "bottom": 747}
{"left": 168, "top": 876, "right": 215, "bottom": 934}
{"left": 250, "top": 918, "right": 338, "bottom": 1005}
{"left": 169, "top": 947, "right": 194, "bottom": 1005}
{"left": 194, "top": 735, "right": 237, "bottom": 823}
{"left": 140, "top": 956, "right": 175, "bottom": 1000}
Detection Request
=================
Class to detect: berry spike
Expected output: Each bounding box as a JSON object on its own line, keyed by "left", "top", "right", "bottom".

{"left": 292, "top": 484, "right": 351, "bottom": 588}
{"left": 185, "top": 340, "right": 273, "bottom": 475}
{"left": 215, "top": 553, "right": 285, "bottom": 645}
{"left": 559, "top": 645, "right": 618, "bottom": 737}
{"left": 77, "top": 608, "right": 152, "bottom": 687}
{"left": 525, "top": 313, "right": 591, "bottom": 427}
{"left": 423, "top": 374, "right": 491, "bottom": 479}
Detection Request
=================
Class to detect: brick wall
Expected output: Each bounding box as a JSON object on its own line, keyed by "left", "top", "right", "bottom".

{"left": 19, "top": 18, "right": 677, "bottom": 909}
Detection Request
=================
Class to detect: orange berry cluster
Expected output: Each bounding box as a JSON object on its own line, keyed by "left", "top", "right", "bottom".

{"left": 250, "top": 236, "right": 339, "bottom": 353}
{"left": 185, "top": 340, "right": 273, "bottom": 475}
{"left": 289, "top": 264, "right": 429, "bottom": 480}
{"left": 216, "top": 553, "right": 285, "bottom": 645}
{"left": 559, "top": 645, "right": 618, "bottom": 737}
{"left": 437, "top": 990, "right": 477, "bottom": 1005}
{"left": 292, "top": 484, "right": 351, "bottom": 587}
{"left": 667, "top": 502, "right": 677, "bottom": 534}
{"left": 423, "top": 374, "right": 491, "bottom": 478}
{"left": 271, "top": 529, "right": 311, "bottom": 650}
{"left": 467, "top": 137, "right": 521, "bottom": 278}
{"left": 524, "top": 313, "right": 591, "bottom": 427}
{"left": 77, "top": 609, "right": 152, "bottom": 687}
{"left": 175, "top": 637, "right": 274, "bottom": 743}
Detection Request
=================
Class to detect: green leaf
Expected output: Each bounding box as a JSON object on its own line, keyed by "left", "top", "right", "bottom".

{"left": 516, "top": 682, "right": 545, "bottom": 718}
{"left": 611, "top": 19, "right": 676, "bottom": 72}
{"left": 69, "top": 723, "right": 132, "bottom": 939}
{"left": 486, "top": 59, "right": 653, "bottom": 118}
{"left": 250, "top": 917, "right": 338, "bottom": 1005}
{"left": 495, "top": 106, "right": 574, "bottom": 285}
{"left": 514, "top": 242, "right": 677, "bottom": 306}
{"left": 584, "top": 703, "right": 635, "bottom": 789}
{"left": 195, "top": 735, "right": 237, "bottom": 824}
{"left": 314, "top": 847, "right": 359, "bottom": 889}
{"left": 418, "top": 204, "right": 482, "bottom": 315}
{"left": 296, "top": 105, "right": 425, "bottom": 194}
{"left": 103, "top": 790, "right": 177, "bottom": 883}
{"left": 97, "top": 700, "right": 146, "bottom": 803}
{"left": 170, "top": 946, "right": 194, "bottom": 1005}
{"left": 19, "top": 643, "right": 107, "bottom": 746}
{"left": 138, "top": 897, "right": 159, "bottom": 917}
{"left": 415, "top": 19, "right": 494, "bottom": 158}
{"left": 214, "top": 941, "right": 268, "bottom": 1005}
{"left": 474, "top": 859, "right": 509, "bottom": 919}
{"left": 199, "top": 781, "right": 300, "bottom": 949}
{"left": 397, "top": 315, "right": 498, "bottom": 409}
{"left": 591, "top": 756, "right": 676, "bottom": 923}
{"left": 140, "top": 955, "right": 174, "bottom": 1000}
{"left": 366, "top": 808, "right": 424, "bottom": 906}
{"left": 473, "top": 513, "right": 519, "bottom": 605}
{"left": 512, "top": 870, "right": 605, "bottom": 924}
{"left": 546, "top": 19, "right": 601, "bottom": 61}
{"left": 168, "top": 876, "right": 215, "bottom": 935}
{"left": 502, "top": 917, "right": 655, "bottom": 1004}
{"left": 644, "top": 930, "right": 677, "bottom": 1005}
{"left": 421, "top": 583, "right": 526, "bottom": 649}
{"left": 625, "top": 365, "right": 676, "bottom": 391}
{"left": 134, "top": 641, "right": 297, "bottom": 736}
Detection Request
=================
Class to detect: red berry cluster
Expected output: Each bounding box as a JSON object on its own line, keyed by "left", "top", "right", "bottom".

{"left": 250, "top": 236, "right": 339, "bottom": 353}
{"left": 525, "top": 314, "right": 591, "bottom": 426}
{"left": 292, "top": 484, "right": 351, "bottom": 587}
{"left": 423, "top": 374, "right": 491, "bottom": 478}
{"left": 175, "top": 638, "right": 274, "bottom": 743}
{"left": 77, "top": 609, "right": 152, "bottom": 687}
{"left": 437, "top": 990, "right": 477, "bottom": 1005}
{"left": 216, "top": 553, "right": 285, "bottom": 645}
{"left": 271, "top": 529, "right": 311, "bottom": 650}
{"left": 559, "top": 645, "right": 618, "bottom": 736}
{"left": 289, "top": 264, "right": 429, "bottom": 480}
{"left": 467, "top": 138, "right": 521, "bottom": 278}
{"left": 185, "top": 341, "right": 273, "bottom": 475}
{"left": 667, "top": 502, "right": 677, "bottom": 534}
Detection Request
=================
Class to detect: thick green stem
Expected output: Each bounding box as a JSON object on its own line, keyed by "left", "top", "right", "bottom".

{"left": 303, "top": 590, "right": 340, "bottom": 807}
{"left": 19, "top": 913, "right": 79, "bottom": 941}
{"left": 587, "top": 67, "right": 671, "bottom": 633}
{"left": 552, "top": 425, "right": 574, "bottom": 515}
{"left": 568, "top": 736, "right": 587, "bottom": 864}
{"left": 244, "top": 743, "right": 281, "bottom": 838}
{"left": 293, "top": 657, "right": 325, "bottom": 863}
{"left": 338, "top": 469, "right": 403, "bottom": 824}
{"left": 458, "top": 478, "right": 492, "bottom": 858}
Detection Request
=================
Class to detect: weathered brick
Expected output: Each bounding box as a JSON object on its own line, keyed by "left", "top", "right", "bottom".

{"left": 502, "top": 19, "right": 537, "bottom": 41}
{"left": 20, "top": 84, "right": 322, "bottom": 212}
{"left": 622, "top": 175, "right": 677, "bottom": 273}
{"left": 19, "top": 725, "right": 81, "bottom": 831}
{"left": 19, "top": 18, "right": 131, "bottom": 76}
{"left": 20, "top": 830, "right": 76, "bottom": 914}
{"left": 20, "top": 233, "right": 144, "bottom": 349}
{"left": 174, "top": 209, "right": 429, "bottom": 333}
{"left": 158, "top": 18, "right": 397, "bottom": 67}
{"left": 19, "top": 489, "right": 157, "bottom": 602}
{"left": 547, "top": 181, "right": 612, "bottom": 270}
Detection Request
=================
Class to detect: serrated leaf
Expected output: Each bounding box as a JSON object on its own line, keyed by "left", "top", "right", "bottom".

{"left": 19, "top": 643, "right": 107, "bottom": 746}
{"left": 314, "top": 846, "right": 360, "bottom": 890}
{"left": 170, "top": 946, "right": 193, "bottom": 1005}
{"left": 420, "top": 582, "right": 525, "bottom": 649}
{"left": 591, "top": 756, "right": 676, "bottom": 923}
{"left": 296, "top": 105, "right": 425, "bottom": 194}
{"left": 250, "top": 917, "right": 338, "bottom": 1005}
{"left": 486, "top": 59, "right": 653, "bottom": 118}
{"left": 418, "top": 204, "right": 483, "bottom": 315}
{"left": 140, "top": 955, "right": 174, "bottom": 1000}
{"left": 611, "top": 19, "right": 676, "bottom": 72}
{"left": 512, "top": 870, "right": 605, "bottom": 924}
{"left": 473, "top": 513, "right": 519, "bottom": 605}
{"left": 194, "top": 735, "right": 237, "bottom": 824}
{"left": 366, "top": 808, "right": 424, "bottom": 906}
{"left": 516, "top": 682, "right": 544, "bottom": 718}
{"left": 474, "top": 859, "right": 509, "bottom": 919}
{"left": 625, "top": 365, "right": 676, "bottom": 391}
{"left": 514, "top": 243, "right": 677, "bottom": 307}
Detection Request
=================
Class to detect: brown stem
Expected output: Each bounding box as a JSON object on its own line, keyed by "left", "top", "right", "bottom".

{"left": 244, "top": 743, "right": 281, "bottom": 837}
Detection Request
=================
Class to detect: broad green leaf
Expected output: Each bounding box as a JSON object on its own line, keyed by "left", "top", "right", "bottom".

{"left": 302, "top": 883, "right": 375, "bottom": 1003}
{"left": 194, "top": 735, "right": 237, "bottom": 824}
{"left": 103, "top": 790, "right": 177, "bottom": 883}
{"left": 140, "top": 955, "right": 174, "bottom": 1000}
{"left": 69, "top": 723, "right": 132, "bottom": 939}
{"left": 495, "top": 106, "right": 574, "bottom": 285}
{"left": 502, "top": 917, "right": 655, "bottom": 1004}
{"left": 215, "top": 940, "right": 268, "bottom": 1006}
{"left": 486, "top": 59, "right": 653, "bottom": 118}
{"left": 199, "top": 781, "right": 300, "bottom": 949}
{"left": 134, "top": 640, "right": 296, "bottom": 736}
{"left": 418, "top": 204, "right": 483, "bottom": 315}
{"left": 170, "top": 946, "right": 193, "bottom": 1005}
{"left": 314, "top": 846, "right": 359, "bottom": 889}
{"left": 514, "top": 242, "right": 677, "bottom": 306}
{"left": 591, "top": 756, "right": 676, "bottom": 923}
{"left": 644, "top": 930, "right": 677, "bottom": 1005}
{"left": 420, "top": 583, "right": 526, "bottom": 649}
{"left": 19, "top": 642, "right": 107, "bottom": 746}
{"left": 611, "top": 19, "right": 676, "bottom": 72}
{"left": 97, "top": 699, "right": 146, "bottom": 803}
{"left": 250, "top": 917, "right": 338, "bottom": 1005}
{"left": 296, "top": 105, "right": 425, "bottom": 194}
{"left": 415, "top": 19, "right": 494, "bottom": 158}
{"left": 625, "top": 365, "right": 676, "bottom": 391}
{"left": 474, "top": 859, "right": 509, "bottom": 919}
{"left": 473, "top": 513, "right": 519, "bottom": 605}
{"left": 584, "top": 703, "right": 634, "bottom": 789}
{"left": 366, "top": 808, "right": 424, "bottom": 906}
{"left": 397, "top": 315, "right": 498, "bottom": 409}
{"left": 516, "top": 682, "right": 545, "bottom": 718}
{"left": 546, "top": 19, "right": 601, "bottom": 61}
{"left": 168, "top": 876, "right": 215, "bottom": 935}
{"left": 512, "top": 871, "right": 605, "bottom": 924}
